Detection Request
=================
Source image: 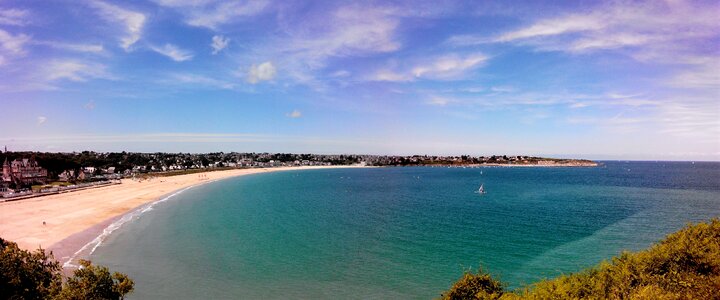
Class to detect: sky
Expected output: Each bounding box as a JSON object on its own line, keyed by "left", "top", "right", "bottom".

{"left": 0, "top": 0, "right": 718, "bottom": 160}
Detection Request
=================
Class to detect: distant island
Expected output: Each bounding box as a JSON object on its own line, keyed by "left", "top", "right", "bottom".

{"left": 0, "top": 150, "right": 596, "bottom": 198}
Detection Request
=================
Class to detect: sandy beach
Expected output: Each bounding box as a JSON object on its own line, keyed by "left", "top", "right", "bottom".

{"left": 0, "top": 166, "right": 359, "bottom": 264}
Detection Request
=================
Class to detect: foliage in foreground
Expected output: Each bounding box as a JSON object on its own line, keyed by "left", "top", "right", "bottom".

{"left": 442, "top": 219, "right": 720, "bottom": 300}
{"left": 0, "top": 238, "right": 134, "bottom": 300}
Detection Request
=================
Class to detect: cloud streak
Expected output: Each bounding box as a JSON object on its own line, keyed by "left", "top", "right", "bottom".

{"left": 151, "top": 44, "right": 194, "bottom": 61}
{"left": 153, "top": 0, "right": 269, "bottom": 29}
{"left": 0, "top": 7, "right": 29, "bottom": 26}
{"left": 90, "top": 0, "right": 146, "bottom": 51}
{"left": 45, "top": 60, "right": 115, "bottom": 82}
{"left": 369, "top": 53, "right": 488, "bottom": 82}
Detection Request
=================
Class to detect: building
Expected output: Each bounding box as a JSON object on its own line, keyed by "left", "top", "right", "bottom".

{"left": 2, "top": 157, "right": 48, "bottom": 186}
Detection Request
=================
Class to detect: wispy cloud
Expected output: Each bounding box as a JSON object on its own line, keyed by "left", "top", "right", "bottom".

{"left": 210, "top": 35, "right": 229, "bottom": 54}
{"left": 261, "top": 4, "right": 403, "bottom": 86}
{"left": 426, "top": 96, "right": 451, "bottom": 106}
{"left": 486, "top": 1, "right": 719, "bottom": 56}
{"left": 286, "top": 110, "right": 302, "bottom": 118}
{"left": 0, "top": 29, "right": 30, "bottom": 54}
{"left": 89, "top": 0, "right": 146, "bottom": 51}
{"left": 84, "top": 100, "right": 96, "bottom": 110}
{"left": 0, "top": 7, "right": 30, "bottom": 26}
{"left": 168, "top": 73, "right": 235, "bottom": 90}
{"left": 46, "top": 60, "right": 114, "bottom": 82}
{"left": 246, "top": 61, "right": 276, "bottom": 84}
{"left": 36, "top": 116, "right": 47, "bottom": 126}
{"left": 657, "top": 99, "right": 720, "bottom": 139}
{"left": 369, "top": 53, "right": 488, "bottom": 82}
{"left": 34, "top": 40, "right": 104, "bottom": 53}
{"left": 150, "top": 44, "right": 193, "bottom": 61}
{"left": 154, "top": 0, "right": 269, "bottom": 29}
{"left": 668, "top": 60, "right": 720, "bottom": 89}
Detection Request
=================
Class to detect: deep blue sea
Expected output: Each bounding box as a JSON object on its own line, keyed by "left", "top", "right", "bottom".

{"left": 90, "top": 161, "right": 720, "bottom": 299}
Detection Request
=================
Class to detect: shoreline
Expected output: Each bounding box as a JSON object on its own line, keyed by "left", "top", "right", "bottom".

{"left": 0, "top": 165, "right": 366, "bottom": 267}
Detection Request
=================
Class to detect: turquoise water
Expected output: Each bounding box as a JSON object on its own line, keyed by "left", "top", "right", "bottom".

{"left": 91, "top": 162, "right": 720, "bottom": 299}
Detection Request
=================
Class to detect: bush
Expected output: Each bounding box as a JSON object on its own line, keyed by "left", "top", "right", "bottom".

{"left": 441, "top": 268, "right": 505, "bottom": 300}
{"left": 441, "top": 219, "right": 720, "bottom": 300}
{"left": 0, "top": 238, "right": 134, "bottom": 300}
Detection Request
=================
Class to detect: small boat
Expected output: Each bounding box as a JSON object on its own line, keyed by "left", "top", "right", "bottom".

{"left": 477, "top": 184, "right": 486, "bottom": 194}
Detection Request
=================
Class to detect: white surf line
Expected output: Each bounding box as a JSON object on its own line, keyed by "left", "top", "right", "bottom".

{"left": 61, "top": 181, "right": 218, "bottom": 269}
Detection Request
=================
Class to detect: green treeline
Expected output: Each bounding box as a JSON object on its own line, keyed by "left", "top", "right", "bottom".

{"left": 0, "top": 238, "right": 134, "bottom": 300}
{"left": 441, "top": 219, "right": 720, "bottom": 300}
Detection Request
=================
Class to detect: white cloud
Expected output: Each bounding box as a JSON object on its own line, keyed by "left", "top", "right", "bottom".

{"left": 0, "top": 29, "right": 30, "bottom": 54}
{"left": 370, "top": 69, "right": 412, "bottom": 82}
{"left": 247, "top": 61, "right": 276, "bottom": 84}
{"left": 36, "top": 116, "right": 47, "bottom": 125}
{"left": 368, "top": 53, "right": 488, "bottom": 82}
{"left": 490, "top": 86, "right": 515, "bottom": 93}
{"left": 169, "top": 73, "right": 235, "bottom": 90}
{"left": 211, "top": 35, "right": 229, "bottom": 54}
{"left": 330, "top": 70, "right": 350, "bottom": 78}
{"left": 657, "top": 99, "right": 720, "bottom": 139}
{"left": 286, "top": 110, "right": 302, "bottom": 118}
{"left": 0, "top": 8, "right": 29, "bottom": 26}
{"left": 427, "top": 97, "right": 451, "bottom": 106}
{"left": 85, "top": 100, "right": 96, "bottom": 110}
{"left": 154, "top": 0, "right": 269, "bottom": 29}
{"left": 497, "top": 15, "right": 604, "bottom": 42}
{"left": 189, "top": 1, "right": 268, "bottom": 29}
{"left": 34, "top": 41, "right": 104, "bottom": 53}
{"left": 669, "top": 61, "right": 720, "bottom": 89}
{"left": 151, "top": 44, "right": 193, "bottom": 61}
{"left": 46, "top": 60, "right": 114, "bottom": 82}
{"left": 412, "top": 54, "right": 487, "bottom": 79}
{"left": 287, "top": 5, "right": 400, "bottom": 66}
{"left": 258, "top": 4, "right": 403, "bottom": 87}
{"left": 89, "top": 1, "right": 146, "bottom": 51}
{"left": 488, "top": 1, "right": 719, "bottom": 56}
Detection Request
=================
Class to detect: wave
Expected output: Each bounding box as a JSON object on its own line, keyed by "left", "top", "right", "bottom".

{"left": 62, "top": 180, "right": 219, "bottom": 268}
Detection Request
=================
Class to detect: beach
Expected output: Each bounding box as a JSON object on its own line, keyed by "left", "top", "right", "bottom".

{"left": 0, "top": 166, "right": 359, "bottom": 265}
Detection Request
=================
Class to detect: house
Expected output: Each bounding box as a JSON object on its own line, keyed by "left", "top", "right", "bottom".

{"left": 58, "top": 170, "right": 76, "bottom": 182}
{"left": 2, "top": 157, "right": 48, "bottom": 186}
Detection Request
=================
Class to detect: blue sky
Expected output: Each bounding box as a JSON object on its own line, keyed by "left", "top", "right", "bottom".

{"left": 0, "top": 0, "right": 718, "bottom": 160}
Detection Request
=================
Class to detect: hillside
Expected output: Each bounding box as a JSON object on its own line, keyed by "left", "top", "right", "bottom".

{"left": 442, "top": 219, "right": 720, "bottom": 299}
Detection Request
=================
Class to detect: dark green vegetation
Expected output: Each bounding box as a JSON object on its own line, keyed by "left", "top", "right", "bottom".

{"left": 0, "top": 151, "right": 364, "bottom": 180}
{"left": 0, "top": 238, "right": 133, "bottom": 300}
{"left": 442, "top": 219, "right": 720, "bottom": 299}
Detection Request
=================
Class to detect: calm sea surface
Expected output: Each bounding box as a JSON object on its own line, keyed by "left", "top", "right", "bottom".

{"left": 91, "top": 161, "right": 720, "bottom": 299}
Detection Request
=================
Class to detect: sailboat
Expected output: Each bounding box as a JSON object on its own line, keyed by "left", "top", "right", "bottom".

{"left": 477, "top": 184, "right": 486, "bottom": 194}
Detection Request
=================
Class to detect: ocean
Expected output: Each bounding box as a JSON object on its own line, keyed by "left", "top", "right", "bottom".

{"left": 90, "top": 161, "right": 720, "bottom": 299}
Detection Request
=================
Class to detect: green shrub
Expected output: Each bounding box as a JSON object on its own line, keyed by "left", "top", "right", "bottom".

{"left": 442, "top": 219, "right": 720, "bottom": 300}
{"left": 441, "top": 268, "right": 505, "bottom": 300}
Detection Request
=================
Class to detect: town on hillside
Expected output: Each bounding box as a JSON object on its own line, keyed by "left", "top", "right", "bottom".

{"left": 0, "top": 149, "right": 596, "bottom": 199}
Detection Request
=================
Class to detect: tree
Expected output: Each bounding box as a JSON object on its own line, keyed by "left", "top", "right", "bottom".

{"left": 55, "top": 260, "right": 134, "bottom": 300}
{"left": 0, "top": 238, "right": 134, "bottom": 300}
{"left": 0, "top": 238, "right": 62, "bottom": 299}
